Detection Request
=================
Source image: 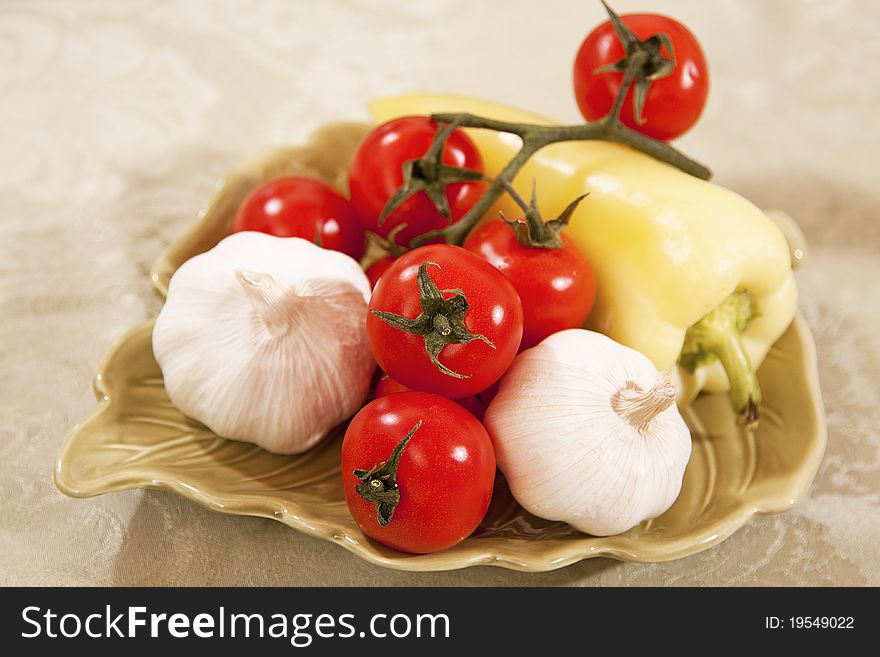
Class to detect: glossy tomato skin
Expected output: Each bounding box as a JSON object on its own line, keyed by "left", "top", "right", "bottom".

{"left": 464, "top": 220, "right": 596, "bottom": 350}
{"left": 450, "top": 394, "right": 486, "bottom": 422}
{"left": 374, "top": 373, "right": 486, "bottom": 421}
{"left": 348, "top": 116, "right": 486, "bottom": 247}
{"left": 374, "top": 372, "right": 410, "bottom": 397}
{"left": 573, "top": 13, "right": 708, "bottom": 140}
{"left": 232, "top": 176, "right": 366, "bottom": 259}
{"left": 366, "top": 256, "right": 395, "bottom": 289}
{"left": 367, "top": 245, "right": 523, "bottom": 399}
{"left": 341, "top": 392, "right": 496, "bottom": 554}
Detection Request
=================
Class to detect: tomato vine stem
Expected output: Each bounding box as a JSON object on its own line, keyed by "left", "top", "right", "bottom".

{"left": 411, "top": 110, "right": 710, "bottom": 248}
{"left": 499, "top": 179, "right": 588, "bottom": 250}
{"left": 370, "top": 262, "right": 495, "bottom": 379}
{"left": 404, "top": 0, "right": 710, "bottom": 248}
{"left": 353, "top": 420, "right": 422, "bottom": 526}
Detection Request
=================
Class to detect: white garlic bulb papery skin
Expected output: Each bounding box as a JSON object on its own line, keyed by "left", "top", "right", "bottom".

{"left": 484, "top": 329, "right": 692, "bottom": 536}
{"left": 152, "top": 232, "right": 374, "bottom": 455}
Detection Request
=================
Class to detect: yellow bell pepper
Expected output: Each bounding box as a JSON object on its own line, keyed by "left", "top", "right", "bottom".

{"left": 369, "top": 94, "right": 797, "bottom": 425}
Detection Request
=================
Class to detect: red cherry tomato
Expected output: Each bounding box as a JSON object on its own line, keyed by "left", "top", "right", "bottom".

{"left": 573, "top": 13, "right": 708, "bottom": 140}
{"left": 374, "top": 372, "right": 486, "bottom": 421}
{"left": 464, "top": 220, "right": 596, "bottom": 350}
{"left": 366, "top": 256, "right": 395, "bottom": 289}
{"left": 367, "top": 244, "right": 523, "bottom": 399}
{"left": 232, "top": 176, "right": 366, "bottom": 260}
{"left": 341, "top": 392, "right": 496, "bottom": 554}
{"left": 374, "top": 372, "right": 410, "bottom": 397}
{"left": 348, "top": 116, "right": 486, "bottom": 247}
{"left": 451, "top": 395, "right": 486, "bottom": 422}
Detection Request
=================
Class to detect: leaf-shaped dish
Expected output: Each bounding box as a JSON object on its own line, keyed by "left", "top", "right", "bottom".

{"left": 56, "top": 123, "right": 827, "bottom": 572}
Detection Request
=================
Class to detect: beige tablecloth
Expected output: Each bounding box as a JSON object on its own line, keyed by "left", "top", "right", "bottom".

{"left": 2, "top": 0, "right": 878, "bottom": 586}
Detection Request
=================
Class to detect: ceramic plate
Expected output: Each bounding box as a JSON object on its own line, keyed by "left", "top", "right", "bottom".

{"left": 55, "top": 124, "right": 827, "bottom": 572}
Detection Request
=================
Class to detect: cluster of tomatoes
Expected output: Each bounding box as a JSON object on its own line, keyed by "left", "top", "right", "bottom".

{"left": 231, "top": 7, "right": 707, "bottom": 553}
{"left": 233, "top": 116, "right": 597, "bottom": 552}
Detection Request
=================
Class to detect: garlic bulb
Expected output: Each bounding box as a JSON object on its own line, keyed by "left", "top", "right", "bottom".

{"left": 484, "top": 329, "right": 691, "bottom": 536}
{"left": 152, "top": 231, "right": 374, "bottom": 455}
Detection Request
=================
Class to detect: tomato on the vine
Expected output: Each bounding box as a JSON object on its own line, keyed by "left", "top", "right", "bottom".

{"left": 348, "top": 116, "right": 486, "bottom": 247}
{"left": 464, "top": 219, "right": 596, "bottom": 350}
{"left": 367, "top": 244, "right": 523, "bottom": 399}
{"left": 341, "top": 391, "right": 496, "bottom": 554}
{"left": 573, "top": 12, "right": 708, "bottom": 140}
{"left": 374, "top": 372, "right": 486, "bottom": 420}
{"left": 232, "top": 176, "right": 366, "bottom": 260}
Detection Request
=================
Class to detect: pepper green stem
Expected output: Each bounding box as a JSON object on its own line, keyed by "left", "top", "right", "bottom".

{"left": 679, "top": 292, "right": 761, "bottom": 430}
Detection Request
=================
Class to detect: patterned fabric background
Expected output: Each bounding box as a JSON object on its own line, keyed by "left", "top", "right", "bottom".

{"left": 1, "top": 0, "right": 878, "bottom": 585}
